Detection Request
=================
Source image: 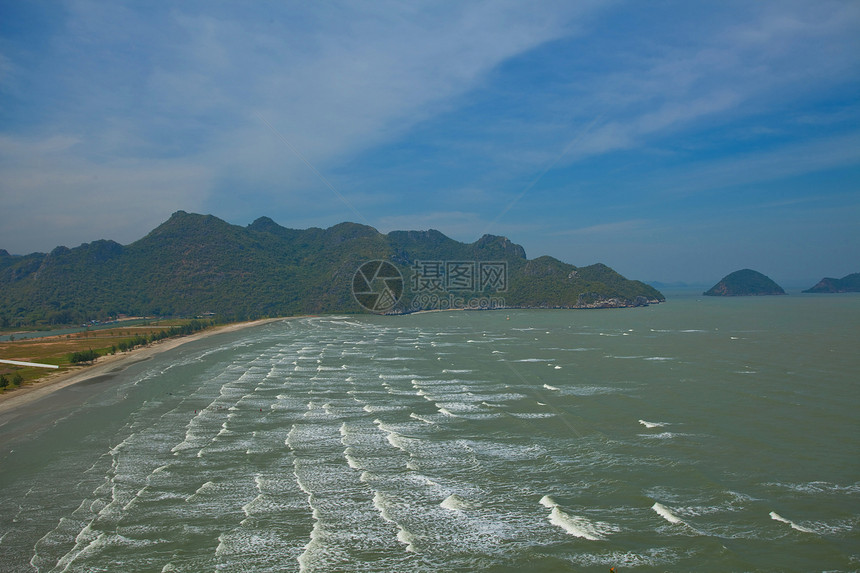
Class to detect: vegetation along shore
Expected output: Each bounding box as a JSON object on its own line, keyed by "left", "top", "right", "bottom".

{"left": 0, "top": 317, "right": 285, "bottom": 414}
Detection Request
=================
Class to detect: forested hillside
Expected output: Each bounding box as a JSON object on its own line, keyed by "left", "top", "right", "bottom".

{"left": 0, "top": 211, "right": 663, "bottom": 326}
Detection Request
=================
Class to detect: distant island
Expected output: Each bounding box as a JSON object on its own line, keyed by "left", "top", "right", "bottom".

{"left": 0, "top": 211, "right": 664, "bottom": 326}
{"left": 703, "top": 269, "right": 786, "bottom": 296}
{"left": 802, "top": 273, "right": 860, "bottom": 293}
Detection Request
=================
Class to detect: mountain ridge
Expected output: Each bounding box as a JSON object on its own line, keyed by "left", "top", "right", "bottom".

{"left": 0, "top": 212, "right": 664, "bottom": 325}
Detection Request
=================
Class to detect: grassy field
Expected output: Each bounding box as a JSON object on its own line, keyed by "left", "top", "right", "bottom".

{"left": 0, "top": 319, "right": 210, "bottom": 392}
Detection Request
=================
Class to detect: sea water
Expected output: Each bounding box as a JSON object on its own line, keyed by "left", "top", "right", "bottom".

{"left": 0, "top": 293, "right": 857, "bottom": 572}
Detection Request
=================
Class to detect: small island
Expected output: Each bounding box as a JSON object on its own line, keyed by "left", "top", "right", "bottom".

{"left": 802, "top": 273, "right": 860, "bottom": 293}
{"left": 703, "top": 269, "right": 786, "bottom": 296}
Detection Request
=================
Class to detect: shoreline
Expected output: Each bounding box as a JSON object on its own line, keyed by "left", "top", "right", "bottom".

{"left": 0, "top": 317, "right": 287, "bottom": 416}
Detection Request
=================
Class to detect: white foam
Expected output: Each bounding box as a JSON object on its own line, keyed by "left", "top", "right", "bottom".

{"left": 652, "top": 502, "right": 682, "bottom": 524}
{"left": 344, "top": 450, "right": 362, "bottom": 470}
{"left": 543, "top": 384, "right": 559, "bottom": 391}
{"left": 436, "top": 400, "right": 485, "bottom": 414}
{"left": 378, "top": 372, "right": 417, "bottom": 379}
{"left": 540, "top": 496, "right": 615, "bottom": 540}
{"left": 639, "top": 419, "right": 667, "bottom": 429}
{"left": 549, "top": 507, "right": 607, "bottom": 540}
{"left": 241, "top": 494, "right": 265, "bottom": 517}
{"left": 386, "top": 433, "right": 409, "bottom": 452}
{"left": 372, "top": 419, "right": 395, "bottom": 433}
{"left": 770, "top": 511, "right": 815, "bottom": 533}
{"left": 539, "top": 495, "right": 557, "bottom": 508}
{"left": 639, "top": 432, "right": 685, "bottom": 439}
{"left": 372, "top": 491, "right": 396, "bottom": 523}
{"left": 440, "top": 494, "right": 477, "bottom": 511}
{"left": 396, "top": 527, "right": 418, "bottom": 552}
{"left": 765, "top": 480, "right": 860, "bottom": 494}
{"left": 185, "top": 481, "right": 216, "bottom": 502}
{"left": 56, "top": 530, "right": 154, "bottom": 569}
{"left": 566, "top": 385, "right": 616, "bottom": 396}
{"left": 373, "top": 419, "right": 411, "bottom": 452}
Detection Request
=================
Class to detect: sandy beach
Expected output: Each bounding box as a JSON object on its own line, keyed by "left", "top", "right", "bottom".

{"left": 0, "top": 317, "right": 286, "bottom": 417}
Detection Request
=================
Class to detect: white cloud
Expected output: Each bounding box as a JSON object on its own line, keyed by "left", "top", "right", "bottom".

{"left": 247, "top": 2, "right": 595, "bottom": 159}
{"left": 0, "top": 135, "right": 212, "bottom": 252}
{"left": 1, "top": 2, "right": 607, "bottom": 250}
{"left": 1, "top": 0, "right": 858, "bottom": 283}
{"left": 519, "top": 1, "right": 860, "bottom": 165}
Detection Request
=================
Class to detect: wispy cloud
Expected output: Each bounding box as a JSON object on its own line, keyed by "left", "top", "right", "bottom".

{"left": 0, "top": 134, "right": 212, "bottom": 251}
{"left": 1, "top": 1, "right": 608, "bottom": 252}
{"left": 1, "top": 1, "right": 857, "bottom": 283}
{"left": 446, "top": 1, "right": 860, "bottom": 168}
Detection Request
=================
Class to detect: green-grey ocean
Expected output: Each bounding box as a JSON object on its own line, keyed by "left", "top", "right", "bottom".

{"left": 1, "top": 293, "right": 858, "bottom": 572}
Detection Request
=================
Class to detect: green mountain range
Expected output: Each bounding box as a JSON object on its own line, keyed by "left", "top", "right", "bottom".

{"left": 802, "top": 273, "right": 860, "bottom": 293}
{"left": 703, "top": 269, "right": 785, "bottom": 296}
{"left": 0, "top": 211, "right": 664, "bottom": 326}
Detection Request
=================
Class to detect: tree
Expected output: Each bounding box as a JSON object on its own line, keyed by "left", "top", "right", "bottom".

{"left": 11, "top": 373, "right": 22, "bottom": 387}
{"left": 69, "top": 349, "right": 99, "bottom": 364}
{"left": 0, "top": 375, "right": 8, "bottom": 389}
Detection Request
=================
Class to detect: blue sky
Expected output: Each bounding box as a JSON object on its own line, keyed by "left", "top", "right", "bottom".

{"left": 1, "top": 1, "right": 858, "bottom": 286}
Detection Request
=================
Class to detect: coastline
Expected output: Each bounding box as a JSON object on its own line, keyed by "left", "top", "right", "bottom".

{"left": 0, "top": 317, "right": 286, "bottom": 416}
